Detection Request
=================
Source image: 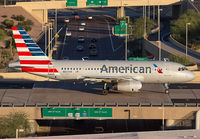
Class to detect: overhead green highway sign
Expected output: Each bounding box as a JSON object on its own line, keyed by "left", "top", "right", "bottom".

{"left": 42, "top": 108, "right": 112, "bottom": 118}
{"left": 66, "top": 0, "right": 77, "bottom": 7}
{"left": 129, "top": 57, "right": 148, "bottom": 61}
{"left": 87, "top": 0, "right": 108, "bottom": 6}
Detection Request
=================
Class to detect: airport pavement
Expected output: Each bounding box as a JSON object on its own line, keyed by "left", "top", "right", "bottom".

{"left": 0, "top": 82, "right": 200, "bottom": 105}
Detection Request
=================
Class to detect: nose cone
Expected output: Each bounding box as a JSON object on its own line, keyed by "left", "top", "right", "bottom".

{"left": 186, "top": 71, "right": 196, "bottom": 81}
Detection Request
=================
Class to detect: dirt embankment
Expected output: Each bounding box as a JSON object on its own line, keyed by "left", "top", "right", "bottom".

{"left": 0, "top": 6, "right": 42, "bottom": 42}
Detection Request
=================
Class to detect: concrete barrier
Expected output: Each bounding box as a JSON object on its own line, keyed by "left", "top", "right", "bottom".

{"left": 168, "top": 35, "right": 200, "bottom": 58}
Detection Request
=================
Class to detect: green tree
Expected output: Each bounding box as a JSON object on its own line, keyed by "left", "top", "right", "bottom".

{"left": 3, "top": 19, "right": 14, "bottom": 29}
{"left": 0, "top": 112, "right": 31, "bottom": 138}
{"left": 132, "top": 17, "right": 155, "bottom": 40}
{"left": 171, "top": 9, "right": 200, "bottom": 50}
{"left": 0, "top": 28, "right": 8, "bottom": 41}
{"left": 16, "top": 15, "right": 25, "bottom": 21}
{"left": 169, "top": 55, "right": 192, "bottom": 65}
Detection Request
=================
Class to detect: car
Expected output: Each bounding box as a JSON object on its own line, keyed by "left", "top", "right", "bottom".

{"left": 88, "top": 16, "right": 93, "bottom": 20}
{"left": 88, "top": 43, "right": 96, "bottom": 49}
{"left": 79, "top": 26, "right": 84, "bottom": 31}
{"left": 64, "top": 19, "right": 69, "bottom": 23}
{"left": 63, "top": 56, "right": 69, "bottom": 60}
{"left": 76, "top": 45, "right": 84, "bottom": 51}
{"left": 78, "top": 36, "right": 84, "bottom": 42}
{"left": 80, "top": 21, "right": 86, "bottom": 26}
{"left": 90, "top": 48, "right": 98, "bottom": 56}
{"left": 74, "top": 15, "right": 80, "bottom": 19}
{"left": 66, "top": 31, "right": 71, "bottom": 36}
{"left": 94, "top": 127, "right": 104, "bottom": 133}
{"left": 91, "top": 38, "right": 97, "bottom": 43}
{"left": 72, "top": 11, "right": 78, "bottom": 15}
{"left": 82, "top": 56, "right": 89, "bottom": 61}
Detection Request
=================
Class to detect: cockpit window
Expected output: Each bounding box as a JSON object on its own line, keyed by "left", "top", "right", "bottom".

{"left": 178, "top": 67, "right": 188, "bottom": 71}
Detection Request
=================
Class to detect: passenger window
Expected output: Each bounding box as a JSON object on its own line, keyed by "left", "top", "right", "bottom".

{"left": 70, "top": 68, "right": 72, "bottom": 70}
{"left": 88, "top": 68, "right": 90, "bottom": 70}
{"left": 91, "top": 68, "right": 93, "bottom": 70}
{"left": 76, "top": 68, "right": 78, "bottom": 70}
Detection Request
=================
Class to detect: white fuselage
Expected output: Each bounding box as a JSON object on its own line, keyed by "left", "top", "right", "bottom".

{"left": 47, "top": 60, "right": 195, "bottom": 83}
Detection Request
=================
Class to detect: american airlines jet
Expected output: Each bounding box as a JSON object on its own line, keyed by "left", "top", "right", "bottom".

{"left": 9, "top": 27, "right": 196, "bottom": 95}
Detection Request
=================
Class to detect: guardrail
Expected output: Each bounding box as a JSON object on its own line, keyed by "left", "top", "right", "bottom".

{"left": 1, "top": 102, "right": 200, "bottom": 107}
{"left": 169, "top": 34, "right": 200, "bottom": 58}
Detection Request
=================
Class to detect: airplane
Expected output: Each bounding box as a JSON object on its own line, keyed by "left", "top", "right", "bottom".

{"left": 9, "top": 27, "right": 196, "bottom": 95}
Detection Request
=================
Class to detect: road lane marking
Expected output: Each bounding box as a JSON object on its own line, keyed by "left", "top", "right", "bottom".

{"left": 61, "top": 27, "right": 67, "bottom": 58}
{"left": 106, "top": 20, "right": 122, "bottom": 52}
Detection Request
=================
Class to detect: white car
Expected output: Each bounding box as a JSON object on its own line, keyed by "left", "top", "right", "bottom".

{"left": 88, "top": 16, "right": 92, "bottom": 20}
{"left": 66, "top": 31, "right": 71, "bottom": 36}
{"left": 79, "top": 26, "right": 84, "bottom": 31}
{"left": 64, "top": 19, "right": 69, "bottom": 23}
{"left": 80, "top": 21, "right": 86, "bottom": 26}
{"left": 78, "top": 36, "right": 84, "bottom": 42}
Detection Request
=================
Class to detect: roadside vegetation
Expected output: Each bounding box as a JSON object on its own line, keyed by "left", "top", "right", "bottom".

{"left": 121, "top": 16, "right": 155, "bottom": 57}
{"left": 0, "top": 112, "right": 31, "bottom": 138}
{"left": 171, "top": 9, "right": 200, "bottom": 51}
{"left": 169, "top": 55, "right": 192, "bottom": 65}
{"left": 0, "top": 14, "right": 34, "bottom": 69}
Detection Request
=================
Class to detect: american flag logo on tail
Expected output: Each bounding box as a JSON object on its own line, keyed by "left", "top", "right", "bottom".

{"left": 12, "top": 27, "right": 59, "bottom": 75}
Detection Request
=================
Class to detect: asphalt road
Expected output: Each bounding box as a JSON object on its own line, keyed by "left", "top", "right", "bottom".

{"left": 58, "top": 15, "right": 124, "bottom": 60}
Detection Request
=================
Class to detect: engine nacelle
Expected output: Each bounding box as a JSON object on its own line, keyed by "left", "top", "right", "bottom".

{"left": 112, "top": 80, "right": 142, "bottom": 92}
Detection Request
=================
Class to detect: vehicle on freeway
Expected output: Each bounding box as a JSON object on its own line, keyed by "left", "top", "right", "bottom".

{"left": 64, "top": 18, "right": 69, "bottom": 23}
{"left": 78, "top": 36, "right": 84, "bottom": 42}
{"left": 88, "top": 16, "right": 93, "bottom": 20}
{"left": 90, "top": 48, "right": 98, "bottom": 56}
{"left": 66, "top": 31, "right": 71, "bottom": 36}
{"left": 80, "top": 21, "right": 86, "bottom": 26}
{"left": 82, "top": 56, "right": 89, "bottom": 61}
{"left": 76, "top": 45, "right": 84, "bottom": 51}
{"left": 79, "top": 26, "right": 84, "bottom": 31}
{"left": 88, "top": 43, "right": 96, "bottom": 49}
{"left": 91, "top": 38, "right": 97, "bottom": 43}
{"left": 9, "top": 27, "right": 196, "bottom": 95}
{"left": 63, "top": 56, "right": 69, "bottom": 60}
{"left": 72, "top": 11, "right": 78, "bottom": 15}
{"left": 74, "top": 15, "right": 80, "bottom": 19}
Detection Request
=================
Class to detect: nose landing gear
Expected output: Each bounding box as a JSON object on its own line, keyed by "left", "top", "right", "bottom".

{"left": 164, "top": 83, "right": 169, "bottom": 94}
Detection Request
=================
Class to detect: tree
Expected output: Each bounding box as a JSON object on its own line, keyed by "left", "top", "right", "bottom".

{"left": 170, "top": 9, "right": 200, "bottom": 50}
{"left": 3, "top": 19, "right": 14, "bottom": 29}
{"left": 0, "top": 112, "right": 31, "bottom": 138}
{"left": 169, "top": 55, "right": 192, "bottom": 65}
{"left": 132, "top": 17, "right": 155, "bottom": 40}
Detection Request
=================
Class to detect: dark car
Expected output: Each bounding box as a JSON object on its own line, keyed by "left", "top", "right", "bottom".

{"left": 91, "top": 38, "right": 97, "bottom": 43}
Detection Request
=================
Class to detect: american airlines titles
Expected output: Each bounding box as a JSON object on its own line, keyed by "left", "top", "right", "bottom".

{"left": 100, "top": 64, "right": 151, "bottom": 74}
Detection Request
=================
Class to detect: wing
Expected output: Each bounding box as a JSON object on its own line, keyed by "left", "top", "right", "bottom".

{"left": 83, "top": 75, "right": 144, "bottom": 83}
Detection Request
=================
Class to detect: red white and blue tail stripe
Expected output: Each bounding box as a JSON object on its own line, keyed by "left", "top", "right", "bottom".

{"left": 12, "top": 27, "right": 59, "bottom": 75}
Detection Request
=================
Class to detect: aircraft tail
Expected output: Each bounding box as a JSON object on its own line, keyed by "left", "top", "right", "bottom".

{"left": 12, "top": 27, "right": 58, "bottom": 74}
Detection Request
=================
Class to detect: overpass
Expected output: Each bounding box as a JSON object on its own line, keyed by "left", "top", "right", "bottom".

{"left": 15, "top": 0, "right": 181, "bottom": 24}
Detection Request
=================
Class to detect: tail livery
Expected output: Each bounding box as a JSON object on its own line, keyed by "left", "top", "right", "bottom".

{"left": 12, "top": 27, "right": 59, "bottom": 76}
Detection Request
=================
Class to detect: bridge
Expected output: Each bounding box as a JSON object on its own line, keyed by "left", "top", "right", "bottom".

{"left": 14, "top": 0, "right": 181, "bottom": 24}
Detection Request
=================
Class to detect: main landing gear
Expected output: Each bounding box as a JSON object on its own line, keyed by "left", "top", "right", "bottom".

{"left": 164, "top": 83, "right": 169, "bottom": 94}
{"left": 101, "top": 83, "right": 109, "bottom": 95}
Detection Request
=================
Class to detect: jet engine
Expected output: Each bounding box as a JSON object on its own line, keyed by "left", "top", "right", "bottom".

{"left": 112, "top": 80, "right": 142, "bottom": 92}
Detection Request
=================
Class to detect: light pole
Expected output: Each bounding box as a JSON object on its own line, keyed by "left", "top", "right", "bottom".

{"left": 158, "top": 6, "right": 162, "bottom": 61}
{"left": 125, "top": 23, "right": 128, "bottom": 61}
{"left": 186, "top": 23, "right": 191, "bottom": 58}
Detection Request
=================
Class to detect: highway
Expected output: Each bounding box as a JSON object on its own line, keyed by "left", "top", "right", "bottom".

{"left": 57, "top": 16, "right": 124, "bottom": 60}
